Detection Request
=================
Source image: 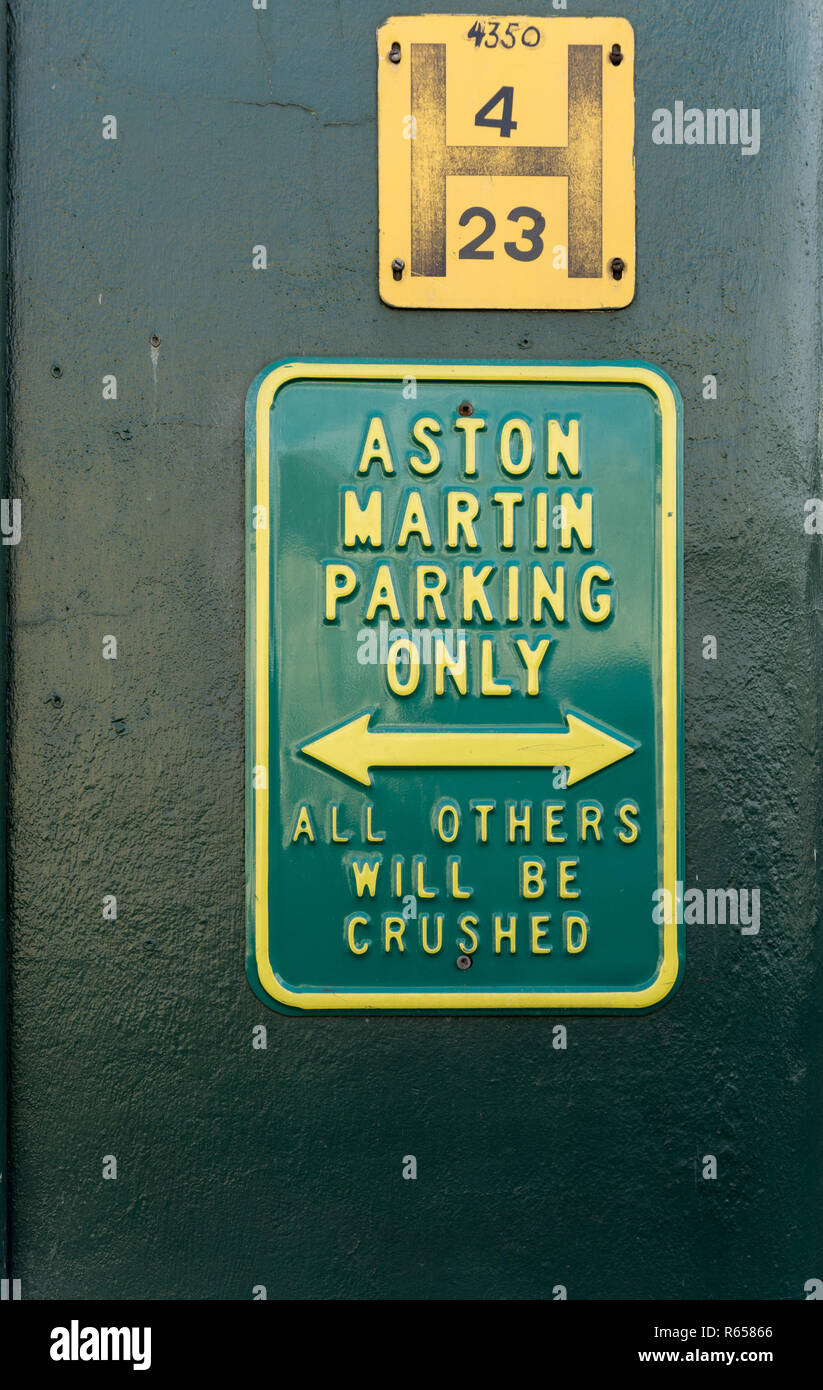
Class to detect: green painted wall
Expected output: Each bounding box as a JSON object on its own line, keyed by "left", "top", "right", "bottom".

{"left": 5, "top": 0, "right": 822, "bottom": 1298}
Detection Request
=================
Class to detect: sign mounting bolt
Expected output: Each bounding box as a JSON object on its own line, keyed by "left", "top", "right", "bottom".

{"left": 457, "top": 401, "right": 474, "bottom": 417}
{"left": 456, "top": 955, "right": 473, "bottom": 971}
{"left": 391, "top": 257, "right": 405, "bottom": 280}
{"left": 609, "top": 257, "right": 626, "bottom": 281}
{"left": 388, "top": 42, "right": 401, "bottom": 64}
{"left": 609, "top": 44, "right": 623, "bottom": 66}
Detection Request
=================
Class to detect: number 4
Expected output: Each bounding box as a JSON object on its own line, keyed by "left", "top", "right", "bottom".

{"left": 474, "top": 86, "right": 517, "bottom": 139}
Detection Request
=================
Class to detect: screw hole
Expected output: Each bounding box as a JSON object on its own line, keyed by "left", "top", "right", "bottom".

{"left": 456, "top": 954, "right": 473, "bottom": 971}
{"left": 51, "top": 364, "right": 62, "bottom": 378}
{"left": 457, "top": 401, "right": 473, "bottom": 417}
{"left": 150, "top": 334, "right": 161, "bottom": 348}
{"left": 609, "top": 44, "right": 623, "bottom": 66}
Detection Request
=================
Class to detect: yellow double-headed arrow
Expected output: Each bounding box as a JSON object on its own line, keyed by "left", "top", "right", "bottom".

{"left": 300, "top": 710, "right": 636, "bottom": 788}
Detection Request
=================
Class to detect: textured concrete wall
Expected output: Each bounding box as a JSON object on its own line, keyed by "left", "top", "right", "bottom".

{"left": 6, "top": 0, "right": 822, "bottom": 1298}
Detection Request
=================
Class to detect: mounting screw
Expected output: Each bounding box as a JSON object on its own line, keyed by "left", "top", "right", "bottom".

{"left": 609, "top": 257, "right": 626, "bottom": 281}
{"left": 457, "top": 401, "right": 474, "bottom": 417}
{"left": 150, "top": 333, "right": 162, "bottom": 348}
{"left": 456, "top": 954, "right": 473, "bottom": 971}
{"left": 609, "top": 44, "right": 623, "bottom": 66}
{"left": 388, "top": 42, "right": 401, "bottom": 64}
{"left": 46, "top": 692, "right": 64, "bottom": 709}
{"left": 51, "top": 364, "right": 62, "bottom": 378}
{"left": 391, "top": 257, "right": 405, "bottom": 281}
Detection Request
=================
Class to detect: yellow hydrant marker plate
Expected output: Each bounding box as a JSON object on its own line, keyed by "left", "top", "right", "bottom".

{"left": 378, "top": 14, "right": 635, "bottom": 309}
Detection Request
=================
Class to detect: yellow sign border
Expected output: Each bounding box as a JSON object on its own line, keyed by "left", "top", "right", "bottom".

{"left": 250, "top": 361, "right": 680, "bottom": 1010}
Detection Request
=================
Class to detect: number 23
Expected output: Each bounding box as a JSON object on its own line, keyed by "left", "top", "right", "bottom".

{"left": 458, "top": 205, "right": 545, "bottom": 261}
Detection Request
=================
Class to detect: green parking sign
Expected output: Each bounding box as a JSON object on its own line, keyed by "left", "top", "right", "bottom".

{"left": 246, "top": 360, "right": 683, "bottom": 1012}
